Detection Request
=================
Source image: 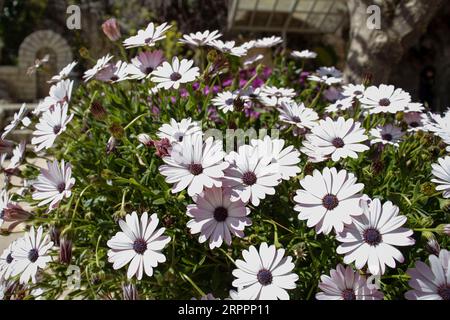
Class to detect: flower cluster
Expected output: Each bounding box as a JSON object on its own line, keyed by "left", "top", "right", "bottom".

{"left": 0, "top": 19, "right": 449, "bottom": 300}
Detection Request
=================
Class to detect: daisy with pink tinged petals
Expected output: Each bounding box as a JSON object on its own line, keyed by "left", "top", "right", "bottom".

{"left": 157, "top": 118, "right": 201, "bottom": 144}
{"left": 294, "top": 167, "right": 364, "bottom": 235}
{"left": 36, "top": 79, "right": 73, "bottom": 114}
{"left": 32, "top": 159, "right": 75, "bottom": 211}
{"left": 360, "top": 84, "right": 411, "bottom": 114}
{"left": 370, "top": 124, "right": 404, "bottom": 147}
{"left": 1, "top": 140, "right": 26, "bottom": 174}
{"left": 316, "top": 264, "right": 384, "bottom": 300}
{"left": 94, "top": 60, "right": 129, "bottom": 83}
{"left": 83, "top": 54, "right": 114, "bottom": 82}
{"left": 404, "top": 112, "right": 426, "bottom": 132}
{"left": 123, "top": 22, "right": 171, "bottom": 48}
{"left": 32, "top": 102, "right": 73, "bottom": 151}
{"left": 11, "top": 226, "right": 53, "bottom": 284}
{"left": 431, "top": 156, "right": 450, "bottom": 198}
{"left": 186, "top": 187, "right": 251, "bottom": 249}
{"left": 159, "top": 134, "right": 228, "bottom": 197}
{"left": 179, "top": 30, "right": 222, "bottom": 47}
{"left": 405, "top": 249, "right": 450, "bottom": 300}
{"left": 251, "top": 135, "right": 301, "bottom": 180}
{"left": 223, "top": 145, "right": 282, "bottom": 206}
{"left": 151, "top": 57, "right": 199, "bottom": 90}
{"left": 336, "top": 198, "right": 415, "bottom": 275}
{"left": 232, "top": 243, "right": 298, "bottom": 300}
{"left": 301, "top": 117, "right": 369, "bottom": 162}
{"left": 126, "top": 50, "right": 165, "bottom": 80}
{"left": 107, "top": 212, "right": 171, "bottom": 280}
{"left": 278, "top": 101, "right": 318, "bottom": 130}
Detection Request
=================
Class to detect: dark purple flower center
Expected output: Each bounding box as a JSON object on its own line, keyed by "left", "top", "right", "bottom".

{"left": 242, "top": 171, "right": 257, "bottom": 186}
{"left": 341, "top": 289, "right": 356, "bottom": 300}
{"left": 354, "top": 90, "right": 363, "bottom": 95}
{"left": 292, "top": 116, "right": 301, "bottom": 123}
{"left": 170, "top": 72, "right": 182, "bottom": 81}
{"left": 0, "top": 209, "right": 4, "bottom": 219}
{"left": 409, "top": 122, "right": 419, "bottom": 128}
{"left": 379, "top": 98, "right": 391, "bottom": 107}
{"left": 225, "top": 98, "right": 234, "bottom": 106}
{"left": 332, "top": 137, "right": 345, "bottom": 148}
{"left": 28, "top": 248, "right": 39, "bottom": 263}
{"left": 188, "top": 163, "right": 203, "bottom": 176}
{"left": 438, "top": 285, "right": 450, "bottom": 300}
{"left": 213, "top": 206, "right": 228, "bottom": 222}
{"left": 53, "top": 125, "right": 62, "bottom": 135}
{"left": 381, "top": 133, "right": 393, "bottom": 141}
{"left": 257, "top": 269, "right": 273, "bottom": 286}
{"left": 363, "top": 228, "right": 382, "bottom": 246}
{"left": 6, "top": 253, "right": 13, "bottom": 264}
{"left": 144, "top": 66, "right": 154, "bottom": 74}
{"left": 322, "top": 194, "right": 339, "bottom": 210}
{"left": 144, "top": 37, "right": 153, "bottom": 44}
{"left": 133, "top": 238, "right": 147, "bottom": 255}
{"left": 57, "top": 182, "right": 66, "bottom": 193}
{"left": 274, "top": 92, "right": 282, "bottom": 98}
{"left": 110, "top": 75, "right": 119, "bottom": 81}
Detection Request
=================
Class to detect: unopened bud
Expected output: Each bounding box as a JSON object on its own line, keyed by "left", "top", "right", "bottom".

{"left": 90, "top": 101, "right": 107, "bottom": 121}
{"left": 122, "top": 283, "right": 139, "bottom": 300}
{"left": 109, "top": 123, "right": 124, "bottom": 139}
{"left": 207, "top": 49, "right": 218, "bottom": 63}
{"left": 425, "top": 236, "right": 441, "bottom": 256}
{"left": 102, "top": 18, "right": 121, "bottom": 42}
{"left": 106, "top": 136, "right": 117, "bottom": 154}
{"left": 137, "top": 133, "right": 153, "bottom": 147}
{"left": 59, "top": 237, "right": 73, "bottom": 265}
{"left": 79, "top": 47, "right": 90, "bottom": 59}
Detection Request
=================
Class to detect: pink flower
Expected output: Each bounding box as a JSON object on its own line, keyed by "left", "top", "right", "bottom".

{"left": 102, "top": 18, "right": 121, "bottom": 41}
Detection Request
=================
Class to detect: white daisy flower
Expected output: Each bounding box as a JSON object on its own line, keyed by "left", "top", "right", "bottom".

{"left": 1, "top": 103, "right": 31, "bottom": 139}
{"left": 0, "top": 189, "right": 12, "bottom": 228}
{"left": 94, "top": 60, "right": 129, "bottom": 83}
{"left": 259, "top": 86, "right": 296, "bottom": 107}
{"left": 228, "top": 289, "right": 244, "bottom": 300}
{"left": 32, "top": 159, "right": 75, "bottom": 211}
{"left": 211, "top": 91, "right": 239, "bottom": 113}
{"left": 301, "top": 117, "right": 369, "bottom": 162}
{"left": 291, "top": 50, "right": 317, "bottom": 59}
{"left": 405, "top": 249, "right": 450, "bottom": 300}
{"left": 300, "top": 141, "right": 328, "bottom": 163}
{"left": 240, "top": 40, "right": 256, "bottom": 51}
{"left": 232, "top": 243, "right": 298, "bottom": 300}
{"left": 360, "top": 84, "right": 411, "bottom": 114}
{"left": 159, "top": 134, "right": 228, "bottom": 197}
{"left": 31, "top": 102, "right": 73, "bottom": 151}
{"left": 308, "top": 67, "right": 342, "bottom": 85}
{"left": 47, "top": 61, "right": 77, "bottom": 84}
{"left": 431, "top": 156, "right": 450, "bottom": 198}
{"left": 210, "top": 40, "right": 247, "bottom": 57}
{"left": 294, "top": 167, "right": 364, "bottom": 235}
{"left": 126, "top": 50, "right": 165, "bottom": 80}
{"left": 278, "top": 101, "right": 319, "bottom": 130}
{"left": 370, "top": 124, "right": 404, "bottom": 147}
{"left": 11, "top": 226, "right": 53, "bottom": 284}
{"left": 243, "top": 54, "right": 264, "bottom": 67}
{"left": 254, "top": 36, "right": 283, "bottom": 48}
{"left": 223, "top": 145, "right": 281, "bottom": 206}
{"left": 405, "top": 102, "right": 425, "bottom": 113}
{"left": 179, "top": 30, "right": 222, "bottom": 47}
{"left": 342, "top": 84, "right": 365, "bottom": 99}
{"left": 107, "top": 212, "right": 171, "bottom": 280}
{"left": 325, "top": 97, "right": 354, "bottom": 113}
{"left": 423, "top": 109, "right": 450, "bottom": 141}
{"left": 336, "top": 198, "right": 415, "bottom": 275}
{"left": 0, "top": 242, "right": 16, "bottom": 280}
{"left": 3, "top": 140, "right": 26, "bottom": 173}
{"left": 151, "top": 57, "right": 199, "bottom": 90}
{"left": 157, "top": 118, "right": 202, "bottom": 143}
{"left": 123, "top": 22, "right": 172, "bottom": 48}
{"left": 251, "top": 135, "right": 301, "bottom": 180}
{"left": 186, "top": 187, "right": 251, "bottom": 249}
{"left": 316, "top": 264, "right": 384, "bottom": 300}
{"left": 404, "top": 112, "right": 426, "bottom": 132}
{"left": 35, "top": 79, "right": 73, "bottom": 114}
{"left": 83, "top": 54, "right": 114, "bottom": 82}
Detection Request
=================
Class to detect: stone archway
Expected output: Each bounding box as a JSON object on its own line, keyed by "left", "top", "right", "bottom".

{"left": 17, "top": 30, "right": 73, "bottom": 100}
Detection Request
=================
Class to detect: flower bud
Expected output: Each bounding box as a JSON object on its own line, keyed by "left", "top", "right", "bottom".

{"left": 3, "top": 204, "right": 32, "bottom": 222}
{"left": 436, "top": 224, "right": 450, "bottom": 236}
{"left": 395, "top": 112, "right": 404, "bottom": 122}
{"left": 106, "top": 136, "right": 117, "bottom": 154}
{"left": 137, "top": 133, "right": 153, "bottom": 147}
{"left": 109, "top": 123, "right": 124, "bottom": 140}
{"left": 90, "top": 101, "right": 107, "bottom": 121}
{"left": 207, "top": 49, "right": 218, "bottom": 63}
{"left": 102, "top": 18, "right": 121, "bottom": 42}
{"left": 424, "top": 236, "right": 440, "bottom": 256}
{"left": 59, "top": 237, "right": 72, "bottom": 265}
{"left": 421, "top": 182, "right": 436, "bottom": 196}
{"left": 78, "top": 47, "right": 90, "bottom": 59}
{"left": 122, "top": 283, "right": 139, "bottom": 300}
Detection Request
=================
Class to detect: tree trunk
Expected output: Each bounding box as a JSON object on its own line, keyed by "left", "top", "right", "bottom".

{"left": 344, "top": 0, "right": 445, "bottom": 84}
